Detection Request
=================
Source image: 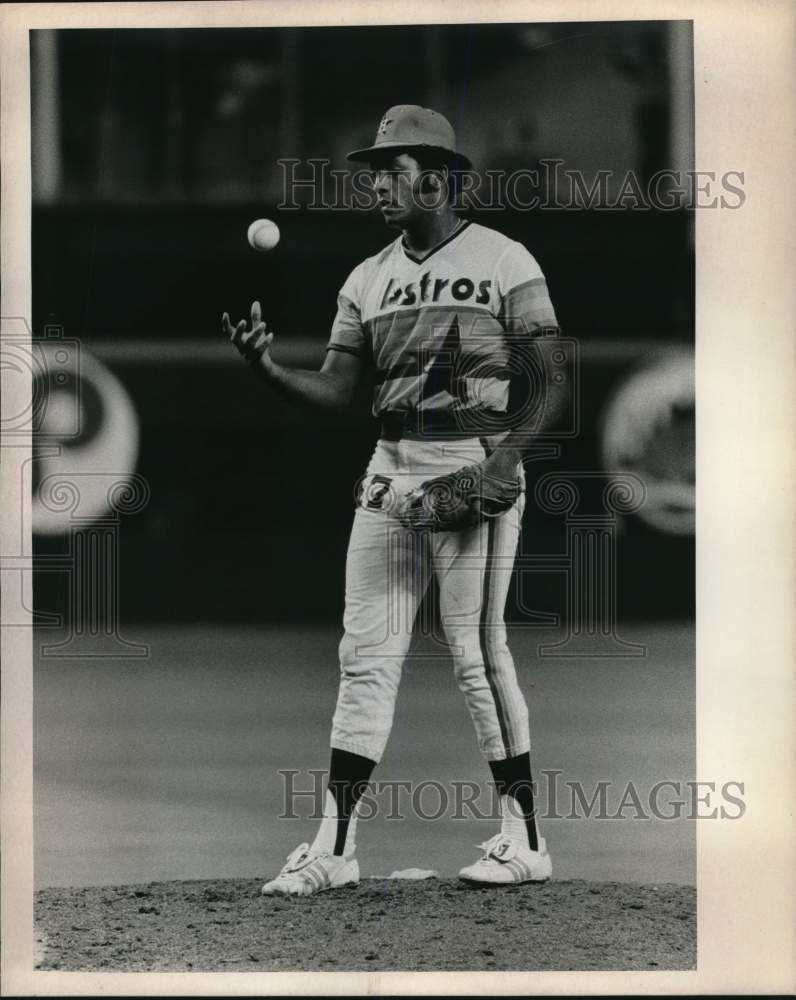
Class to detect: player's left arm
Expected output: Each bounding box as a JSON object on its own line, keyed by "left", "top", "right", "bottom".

{"left": 483, "top": 243, "right": 569, "bottom": 481}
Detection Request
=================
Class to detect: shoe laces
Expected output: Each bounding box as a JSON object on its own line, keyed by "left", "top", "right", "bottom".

{"left": 279, "top": 842, "right": 327, "bottom": 876}
{"left": 476, "top": 832, "right": 512, "bottom": 860}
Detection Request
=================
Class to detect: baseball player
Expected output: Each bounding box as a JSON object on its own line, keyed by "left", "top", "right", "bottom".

{"left": 222, "top": 106, "right": 562, "bottom": 895}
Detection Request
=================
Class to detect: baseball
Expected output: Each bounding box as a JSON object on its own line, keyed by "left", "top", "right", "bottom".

{"left": 247, "top": 218, "right": 280, "bottom": 252}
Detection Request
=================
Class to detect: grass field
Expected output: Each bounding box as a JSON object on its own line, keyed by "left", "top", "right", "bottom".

{"left": 34, "top": 621, "right": 695, "bottom": 891}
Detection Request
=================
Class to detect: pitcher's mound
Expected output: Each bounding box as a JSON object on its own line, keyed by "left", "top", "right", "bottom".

{"left": 35, "top": 877, "right": 695, "bottom": 971}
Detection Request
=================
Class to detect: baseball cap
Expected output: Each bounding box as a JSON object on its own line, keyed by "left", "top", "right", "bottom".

{"left": 347, "top": 105, "right": 471, "bottom": 168}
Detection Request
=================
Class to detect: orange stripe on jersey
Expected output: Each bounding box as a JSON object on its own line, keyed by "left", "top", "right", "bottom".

{"left": 365, "top": 305, "right": 510, "bottom": 414}
{"left": 499, "top": 279, "right": 558, "bottom": 331}
{"left": 365, "top": 304, "right": 503, "bottom": 365}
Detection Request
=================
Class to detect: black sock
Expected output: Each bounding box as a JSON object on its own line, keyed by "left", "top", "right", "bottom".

{"left": 328, "top": 748, "right": 376, "bottom": 856}
{"left": 488, "top": 752, "right": 539, "bottom": 851}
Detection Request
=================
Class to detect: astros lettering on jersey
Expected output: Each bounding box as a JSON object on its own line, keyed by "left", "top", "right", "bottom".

{"left": 328, "top": 221, "right": 559, "bottom": 424}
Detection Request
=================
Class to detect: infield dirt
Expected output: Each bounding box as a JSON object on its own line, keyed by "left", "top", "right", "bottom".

{"left": 35, "top": 876, "right": 695, "bottom": 972}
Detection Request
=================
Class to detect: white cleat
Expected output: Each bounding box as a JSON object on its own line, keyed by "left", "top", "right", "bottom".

{"left": 459, "top": 832, "right": 552, "bottom": 885}
{"left": 261, "top": 842, "right": 359, "bottom": 897}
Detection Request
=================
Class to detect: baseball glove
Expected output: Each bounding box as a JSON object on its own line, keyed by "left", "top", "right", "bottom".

{"left": 397, "top": 462, "right": 520, "bottom": 532}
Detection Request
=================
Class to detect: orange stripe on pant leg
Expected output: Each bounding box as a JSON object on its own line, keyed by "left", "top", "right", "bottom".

{"left": 479, "top": 518, "right": 511, "bottom": 753}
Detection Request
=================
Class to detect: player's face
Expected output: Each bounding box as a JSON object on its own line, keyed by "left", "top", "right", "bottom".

{"left": 368, "top": 152, "right": 428, "bottom": 228}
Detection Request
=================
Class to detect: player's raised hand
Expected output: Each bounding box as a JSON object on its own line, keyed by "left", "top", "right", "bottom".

{"left": 223, "top": 300, "right": 274, "bottom": 372}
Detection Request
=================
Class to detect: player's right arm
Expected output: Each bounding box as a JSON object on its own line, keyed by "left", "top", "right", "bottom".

{"left": 223, "top": 300, "right": 363, "bottom": 411}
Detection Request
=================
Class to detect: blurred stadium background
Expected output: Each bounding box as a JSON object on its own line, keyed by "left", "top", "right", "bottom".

{"left": 30, "top": 22, "right": 696, "bottom": 890}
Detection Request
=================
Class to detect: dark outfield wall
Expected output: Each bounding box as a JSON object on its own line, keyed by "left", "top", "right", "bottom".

{"left": 31, "top": 205, "right": 694, "bottom": 624}
{"left": 32, "top": 204, "right": 692, "bottom": 342}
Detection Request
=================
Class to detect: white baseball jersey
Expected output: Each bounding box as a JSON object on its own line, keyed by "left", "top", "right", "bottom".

{"left": 327, "top": 221, "right": 558, "bottom": 427}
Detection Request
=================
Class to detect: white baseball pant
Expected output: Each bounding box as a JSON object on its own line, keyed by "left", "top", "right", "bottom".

{"left": 330, "top": 436, "right": 530, "bottom": 764}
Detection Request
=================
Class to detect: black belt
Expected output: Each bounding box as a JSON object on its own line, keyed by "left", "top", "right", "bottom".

{"left": 379, "top": 409, "right": 502, "bottom": 442}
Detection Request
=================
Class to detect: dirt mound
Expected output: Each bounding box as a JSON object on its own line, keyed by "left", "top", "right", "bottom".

{"left": 35, "top": 877, "right": 695, "bottom": 972}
